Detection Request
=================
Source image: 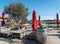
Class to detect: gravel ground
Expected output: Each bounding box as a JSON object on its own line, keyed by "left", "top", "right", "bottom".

{"left": 47, "top": 36, "right": 60, "bottom": 44}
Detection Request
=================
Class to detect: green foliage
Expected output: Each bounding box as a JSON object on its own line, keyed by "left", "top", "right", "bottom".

{"left": 20, "top": 25, "right": 25, "bottom": 29}
{"left": 20, "top": 25, "right": 23, "bottom": 29}
{"left": 10, "top": 23, "right": 18, "bottom": 30}
{"left": 40, "top": 25, "right": 43, "bottom": 29}
{"left": 10, "top": 23, "right": 14, "bottom": 27}
{"left": 24, "top": 26, "right": 27, "bottom": 29}
{"left": 4, "top": 2, "right": 29, "bottom": 21}
{"left": 11, "top": 26, "right": 18, "bottom": 30}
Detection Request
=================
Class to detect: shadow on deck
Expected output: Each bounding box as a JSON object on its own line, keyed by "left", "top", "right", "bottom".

{"left": 0, "top": 32, "right": 40, "bottom": 44}
{"left": 21, "top": 36, "right": 39, "bottom": 44}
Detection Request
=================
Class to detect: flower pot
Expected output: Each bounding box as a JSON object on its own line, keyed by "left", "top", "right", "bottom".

{"left": 36, "top": 28, "right": 47, "bottom": 44}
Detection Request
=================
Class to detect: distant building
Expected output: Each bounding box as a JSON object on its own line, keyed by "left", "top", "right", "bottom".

{"left": 29, "top": 19, "right": 60, "bottom": 28}
{"left": 41, "top": 19, "right": 60, "bottom": 27}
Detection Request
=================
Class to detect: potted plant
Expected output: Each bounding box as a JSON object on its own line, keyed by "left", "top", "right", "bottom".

{"left": 36, "top": 24, "right": 47, "bottom": 44}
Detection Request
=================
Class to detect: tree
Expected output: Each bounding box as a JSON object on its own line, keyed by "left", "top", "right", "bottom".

{"left": 4, "top": 2, "right": 29, "bottom": 22}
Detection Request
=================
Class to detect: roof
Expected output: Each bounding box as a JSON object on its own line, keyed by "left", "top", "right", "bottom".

{"left": 0, "top": 16, "right": 9, "bottom": 19}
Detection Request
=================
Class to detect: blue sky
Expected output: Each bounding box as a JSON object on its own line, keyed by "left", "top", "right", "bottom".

{"left": 0, "top": 0, "right": 60, "bottom": 20}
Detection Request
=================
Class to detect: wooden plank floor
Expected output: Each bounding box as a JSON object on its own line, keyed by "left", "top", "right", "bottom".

{"left": 47, "top": 36, "right": 60, "bottom": 44}
{"left": 21, "top": 37, "right": 39, "bottom": 44}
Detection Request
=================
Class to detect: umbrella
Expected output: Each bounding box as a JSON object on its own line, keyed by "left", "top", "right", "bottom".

{"left": 37, "top": 15, "right": 41, "bottom": 27}
{"left": 32, "top": 10, "right": 37, "bottom": 32}
{"left": 22, "top": 19, "right": 24, "bottom": 27}
{"left": 36, "top": 20, "right": 39, "bottom": 27}
{"left": 56, "top": 13, "right": 59, "bottom": 27}
{"left": 38, "top": 15, "right": 40, "bottom": 26}
{"left": 1, "top": 12, "right": 5, "bottom": 26}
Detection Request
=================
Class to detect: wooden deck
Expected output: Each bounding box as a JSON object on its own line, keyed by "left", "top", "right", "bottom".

{"left": 0, "top": 30, "right": 25, "bottom": 39}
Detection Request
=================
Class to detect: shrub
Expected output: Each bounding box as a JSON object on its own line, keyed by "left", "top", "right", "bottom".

{"left": 11, "top": 26, "right": 18, "bottom": 30}
{"left": 20, "top": 25, "right": 23, "bottom": 29}
{"left": 10, "top": 23, "right": 18, "bottom": 30}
